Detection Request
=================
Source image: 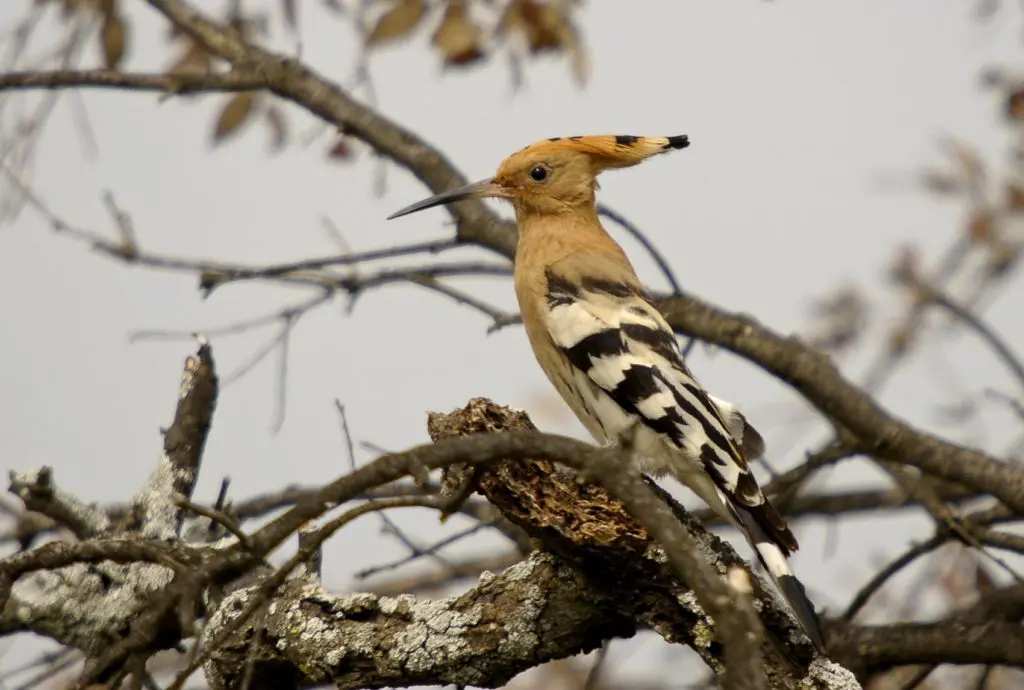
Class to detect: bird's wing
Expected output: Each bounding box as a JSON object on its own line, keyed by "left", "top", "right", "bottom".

{"left": 543, "top": 259, "right": 825, "bottom": 650}
{"left": 544, "top": 261, "right": 792, "bottom": 543}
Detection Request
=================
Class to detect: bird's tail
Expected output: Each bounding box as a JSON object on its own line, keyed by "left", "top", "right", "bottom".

{"left": 724, "top": 494, "right": 826, "bottom": 652}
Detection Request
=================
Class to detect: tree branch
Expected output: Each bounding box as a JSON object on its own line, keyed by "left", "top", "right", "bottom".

{"left": 654, "top": 295, "right": 1024, "bottom": 513}
{"left": 8, "top": 466, "right": 110, "bottom": 540}
{"left": 0, "top": 69, "right": 267, "bottom": 95}
{"left": 133, "top": 338, "right": 218, "bottom": 540}
{"left": 202, "top": 552, "right": 633, "bottom": 690}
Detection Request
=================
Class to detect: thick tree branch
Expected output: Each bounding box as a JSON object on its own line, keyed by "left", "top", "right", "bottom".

{"left": 830, "top": 620, "right": 1024, "bottom": 675}
{"left": 200, "top": 413, "right": 773, "bottom": 688}
{"left": 133, "top": 338, "right": 218, "bottom": 540}
{"left": 202, "top": 552, "right": 633, "bottom": 690}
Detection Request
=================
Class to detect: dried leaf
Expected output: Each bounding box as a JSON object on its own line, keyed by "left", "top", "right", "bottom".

{"left": 1006, "top": 182, "right": 1024, "bottom": 212}
{"left": 365, "top": 0, "right": 426, "bottom": 47}
{"left": 327, "top": 137, "right": 353, "bottom": 161}
{"left": 519, "top": 0, "right": 569, "bottom": 53}
{"left": 265, "top": 105, "right": 288, "bottom": 152}
{"left": 432, "top": 0, "right": 486, "bottom": 67}
{"left": 213, "top": 92, "right": 257, "bottom": 145}
{"left": 59, "top": 0, "right": 85, "bottom": 19}
{"left": 986, "top": 242, "right": 1020, "bottom": 277}
{"left": 495, "top": 0, "right": 525, "bottom": 38}
{"left": 889, "top": 245, "right": 920, "bottom": 287}
{"left": 496, "top": 0, "right": 586, "bottom": 82}
{"left": 887, "top": 323, "right": 914, "bottom": 356}
{"left": 101, "top": 12, "right": 127, "bottom": 70}
{"left": 564, "top": 20, "right": 589, "bottom": 85}
{"left": 806, "top": 286, "right": 867, "bottom": 353}
{"left": 967, "top": 210, "right": 995, "bottom": 244}
{"left": 1008, "top": 88, "right": 1024, "bottom": 121}
{"left": 942, "top": 137, "right": 986, "bottom": 191}
{"left": 168, "top": 42, "right": 211, "bottom": 76}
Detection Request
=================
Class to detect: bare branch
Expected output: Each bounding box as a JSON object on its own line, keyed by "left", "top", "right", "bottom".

{"left": 367, "top": 550, "right": 521, "bottom": 596}
{"left": 134, "top": 338, "right": 218, "bottom": 540}
{"left": 922, "top": 283, "right": 1024, "bottom": 396}
{"left": 655, "top": 295, "right": 1024, "bottom": 513}
{"left": 597, "top": 203, "right": 683, "bottom": 295}
{"left": 0, "top": 69, "right": 268, "bottom": 95}
{"left": 8, "top": 466, "right": 110, "bottom": 539}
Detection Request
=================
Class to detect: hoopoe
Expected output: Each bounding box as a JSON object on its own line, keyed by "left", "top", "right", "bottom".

{"left": 388, "top": 134, "right": 825, "bottom": 651}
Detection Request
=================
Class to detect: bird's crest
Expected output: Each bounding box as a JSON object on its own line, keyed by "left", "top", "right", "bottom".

{"left": 512, "top": 134, "right": 690, "bottom": 171}
{"left": 386, "top": 134, "right": 690, "bottom": 220}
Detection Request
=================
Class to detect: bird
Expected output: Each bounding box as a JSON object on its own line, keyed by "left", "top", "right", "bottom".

{"left": 387, "top": 134, "right": 825, "bottom": 651}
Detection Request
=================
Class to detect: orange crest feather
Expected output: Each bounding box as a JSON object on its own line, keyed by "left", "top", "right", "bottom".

{"left": 516, "top": 134, "right": 689, "bottom": 170}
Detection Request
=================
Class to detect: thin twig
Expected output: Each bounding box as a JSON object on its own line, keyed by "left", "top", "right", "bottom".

{"left": 923, "top": 285, "right": 1024, "bottom": 397}
{"left": 409, "top": 275, "right": 512, "bottom": 329}
{"left": 597, "top": 204, "right": 683, "bottom": 295}
{"left": 335, "top": 401, "right": 454, "bottom": 572}
{"left": 355, "top": 522, "right": 489, "bottom": 580}
{"left": 367, "top": 550, "right": 520, "bottom": 596}
{"left": 843, "top": 534, "right": 947, "bottom": 621}
{"left": 8, "top": 650, "right": 80, "bottom": 690}
{"left": 172, "top": 496, "right": 252, "bottom": 550}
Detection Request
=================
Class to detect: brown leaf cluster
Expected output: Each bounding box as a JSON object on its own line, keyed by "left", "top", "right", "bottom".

{"left": 497, "top": 0, "right": 588, "bottom": 83}
{"left": 358, "top": 0, "right": 586, "bottom": 78}
{"left": 432, "top": 0, "right": 486, "bottom": 67}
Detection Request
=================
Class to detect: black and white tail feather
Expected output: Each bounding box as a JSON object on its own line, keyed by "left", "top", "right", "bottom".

{"left": 542, "top": 257, "right": 825, "bottom": 651}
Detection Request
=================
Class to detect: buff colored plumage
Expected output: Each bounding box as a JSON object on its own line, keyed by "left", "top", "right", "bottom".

{"left": 388, "top": 134, "right": 825, "bottom": 652}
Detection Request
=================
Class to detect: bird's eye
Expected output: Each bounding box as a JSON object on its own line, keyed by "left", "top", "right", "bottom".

{"left": 529, "top": 165, "right": 549, "bottom": 182}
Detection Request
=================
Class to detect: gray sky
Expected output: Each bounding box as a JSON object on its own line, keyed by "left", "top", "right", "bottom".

{"left": 2, "top": 0, "right": 1023, "bottom": 684}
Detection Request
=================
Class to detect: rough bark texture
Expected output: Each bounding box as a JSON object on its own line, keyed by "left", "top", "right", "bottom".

{"left": 203, "top": 553, "right": 632, "bottom": 690}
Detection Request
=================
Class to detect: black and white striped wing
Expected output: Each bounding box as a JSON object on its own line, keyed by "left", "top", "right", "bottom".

{"left": 545, "top": 273, "right": 771, "bottom": 522}
{"left": 544, "top": 270, "right": 829, "bottom": 650}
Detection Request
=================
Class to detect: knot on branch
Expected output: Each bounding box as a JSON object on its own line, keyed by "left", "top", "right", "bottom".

{"left": 428, "top": 397, "right": 651, "bottom": 556}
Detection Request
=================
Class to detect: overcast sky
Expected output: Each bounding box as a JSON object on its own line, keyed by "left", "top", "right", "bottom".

{"left": 2, "top": 0, "right": 1023, "bottom": 684}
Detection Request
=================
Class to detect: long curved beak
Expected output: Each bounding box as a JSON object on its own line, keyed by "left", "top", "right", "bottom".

{"left": 387, "top": 178, "right": 507, "bottom": 220}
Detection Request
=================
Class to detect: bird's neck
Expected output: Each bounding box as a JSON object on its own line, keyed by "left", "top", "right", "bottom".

{"left": 513, "top": 206, "right": 627, "bottom": 270}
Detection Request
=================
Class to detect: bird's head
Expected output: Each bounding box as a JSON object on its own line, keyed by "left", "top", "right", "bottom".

{"left": 388, "top": 134, "right": 690, "bottom": 220}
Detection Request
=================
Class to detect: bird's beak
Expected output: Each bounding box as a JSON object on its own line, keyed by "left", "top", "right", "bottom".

{"left": 387, "top": 178, "right": 507, "bottom": 220}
